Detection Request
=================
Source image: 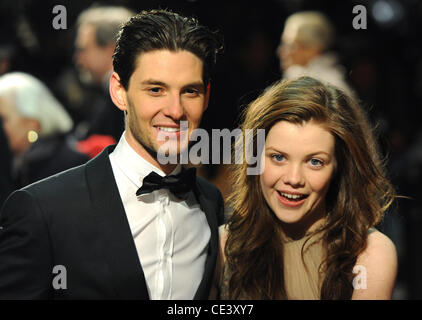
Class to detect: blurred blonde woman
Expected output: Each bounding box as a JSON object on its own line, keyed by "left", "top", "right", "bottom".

{"left": 0, "top": 72, "right": 89, "bottom": 187}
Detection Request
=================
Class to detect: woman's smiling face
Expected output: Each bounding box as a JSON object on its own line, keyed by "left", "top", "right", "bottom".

{"left": 260, "top": 120, "right": 336, "bottom": 232}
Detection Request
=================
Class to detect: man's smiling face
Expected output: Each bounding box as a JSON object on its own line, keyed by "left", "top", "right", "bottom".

{"left": 112, "top": 49, "right": 209, "bottom": 170}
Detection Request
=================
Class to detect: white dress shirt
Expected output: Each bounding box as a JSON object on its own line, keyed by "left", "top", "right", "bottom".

{"left": 109, "top": 133, "right": 211, "bottom": 299}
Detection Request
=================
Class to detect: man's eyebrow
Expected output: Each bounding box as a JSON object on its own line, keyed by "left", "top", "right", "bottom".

{"left": 140, "top": 80, "right": 205, "bottom": 91}
{"left": 140, "top": 79, "right": 168, "bottom": 87}
{"left": 182, "top": 82, "right": 206, "bottom": 91}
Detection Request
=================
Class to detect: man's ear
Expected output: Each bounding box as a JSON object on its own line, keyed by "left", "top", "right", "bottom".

{"left": 204, "top": 82, "right": 211, "bottom": 111}
{"left": 109, "top": 72, "right": 128, "bottom": 112}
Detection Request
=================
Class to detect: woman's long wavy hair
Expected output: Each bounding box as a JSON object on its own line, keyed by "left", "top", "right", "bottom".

{"left": 225, "top": 76, "right": 395, "bottom": 299}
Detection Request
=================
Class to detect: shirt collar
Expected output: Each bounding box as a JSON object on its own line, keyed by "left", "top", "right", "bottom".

{"left": 111, "top": 132, "right": 182, "bottom": 188}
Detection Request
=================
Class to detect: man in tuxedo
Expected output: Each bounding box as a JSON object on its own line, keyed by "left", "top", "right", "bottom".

{"left": 0, "top": 9, "right": 224, "bottom": 299}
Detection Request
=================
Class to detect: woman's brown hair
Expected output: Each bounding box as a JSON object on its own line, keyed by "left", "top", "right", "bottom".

{"left": 225, "top": 76, "right": 395, "bottom": 299}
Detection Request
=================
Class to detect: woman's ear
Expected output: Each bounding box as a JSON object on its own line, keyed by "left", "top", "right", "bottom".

{"left": 109, "top": 72, "right": 128, "bottom": 112}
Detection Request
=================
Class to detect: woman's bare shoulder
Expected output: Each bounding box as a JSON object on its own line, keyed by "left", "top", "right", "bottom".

{"left": 363, "top": 229, "right": 397, "bottom": 261}
{"left": 352, "top": 229, "right": 398, "bottom": 299}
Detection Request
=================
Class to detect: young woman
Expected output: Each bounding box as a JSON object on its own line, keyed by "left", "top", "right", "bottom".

{"left": 214, "top": 76, "right": 397, "bottom": 300}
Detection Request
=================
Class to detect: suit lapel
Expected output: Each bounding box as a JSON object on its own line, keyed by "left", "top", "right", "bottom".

{"left": 84, "top": 146, "right": 220, "bottom": 300}
{"left": 193, "top": 179, "right": 220, "bottom": 300}
{"left": 85, "top": 145, "right": 149, "bottom": 299}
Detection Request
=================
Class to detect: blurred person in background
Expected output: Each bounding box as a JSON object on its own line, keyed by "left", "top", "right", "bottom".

{"left": 0, "top": 119, "right": 13, "bottom": 208}
{"left": 0, "top": 72, "right": 89, "bottom": 188}
{"left": 73, "top": 5, "right": 135, "bottom": 142}
{"left": 0, "top": 40, "right": 14, "bottom": 76}
{"left": 276, "top": 11, "right": 355, "bottom": 97}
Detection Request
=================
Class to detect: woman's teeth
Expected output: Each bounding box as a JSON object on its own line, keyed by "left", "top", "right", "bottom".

{"left": 279, "top": 192, "right": 306, "bottom": 200}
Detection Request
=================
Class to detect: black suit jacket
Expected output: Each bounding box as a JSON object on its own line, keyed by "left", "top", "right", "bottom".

{"left": 0, "top": 145, "right": 225, "bottom": 299}
{"left": 14, "top": 133, "right": 90, "bottom": 188}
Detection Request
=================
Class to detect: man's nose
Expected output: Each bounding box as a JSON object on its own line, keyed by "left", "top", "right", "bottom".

{"left": 164, "top": 94, "right": 184, "bottom": 120}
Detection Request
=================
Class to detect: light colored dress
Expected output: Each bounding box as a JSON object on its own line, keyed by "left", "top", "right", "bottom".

{"left": 219, "top": 231, "right": 325, "bottom": 300}
{"left": 281, "top": 231, "right": 325, "bottom": 299}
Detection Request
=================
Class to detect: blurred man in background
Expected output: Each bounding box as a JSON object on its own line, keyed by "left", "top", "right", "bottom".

{"left": 277, "top": 11, "right": 355, "bottom": 97}
{"left": 73, "top": 6, "right": 134, "bottom": 142}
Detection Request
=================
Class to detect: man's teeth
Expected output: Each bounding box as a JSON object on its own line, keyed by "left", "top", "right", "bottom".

{"left": 157, "top": 127, "right": 180, "bottom": 132}
{"left": 280, "top": 192, "right": 305, "bottom": 200}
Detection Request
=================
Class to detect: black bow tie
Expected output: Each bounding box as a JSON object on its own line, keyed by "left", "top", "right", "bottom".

{"left": 136, "top": 167, "right": 198, "bottom": 200}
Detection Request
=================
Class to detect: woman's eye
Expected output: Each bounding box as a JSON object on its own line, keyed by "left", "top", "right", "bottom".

{"left": 271, "top": 154, "right": 284, "bottom": 162}
{"left": 309, "top": 158, "right": 323, "bottom": 167}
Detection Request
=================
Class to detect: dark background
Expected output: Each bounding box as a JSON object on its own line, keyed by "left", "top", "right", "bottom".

{"left": 1, "top": 0, "right": 421, "bottom": 299}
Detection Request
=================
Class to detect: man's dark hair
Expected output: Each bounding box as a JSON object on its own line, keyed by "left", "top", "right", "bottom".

{"left": 113, "top": 9, "right": 223, "bottom": 90}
